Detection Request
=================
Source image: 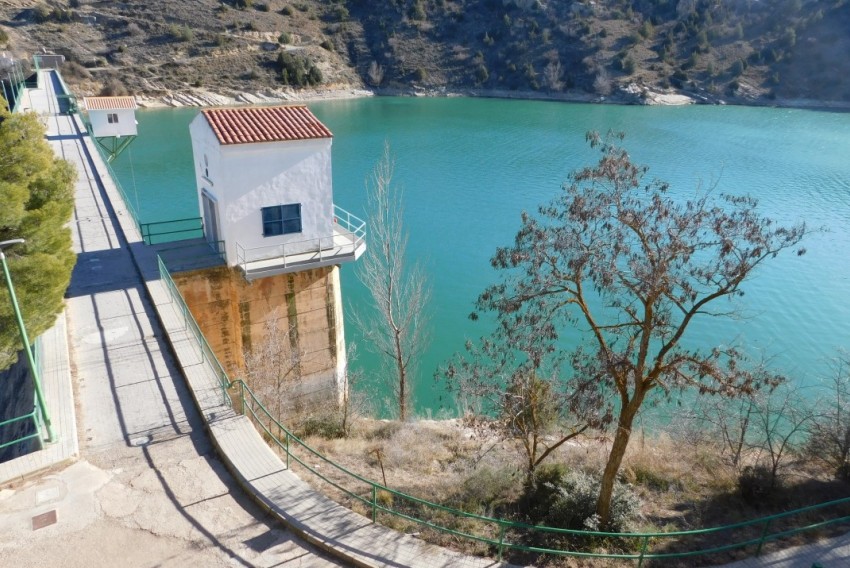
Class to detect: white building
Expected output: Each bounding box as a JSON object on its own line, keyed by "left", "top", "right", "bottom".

{"left": 83, "top": 96, "right": 138, "bottom": 138}
{"left": 188, "top": 105, "right": 365, "bottom": 280}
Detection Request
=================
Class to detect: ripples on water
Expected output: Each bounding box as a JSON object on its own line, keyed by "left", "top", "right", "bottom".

{"left": 114, "top": 99, "right": 850, "bottom": 417}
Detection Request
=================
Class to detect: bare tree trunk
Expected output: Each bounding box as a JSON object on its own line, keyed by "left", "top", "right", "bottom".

{"left": 394, "top": 328, "right": 407, "bottom": 421}
{"left": 597, "top": 397, "right": 642, "bottom": 527}
{"left": 352, "top": 143, "right": 430, "bottom": 421}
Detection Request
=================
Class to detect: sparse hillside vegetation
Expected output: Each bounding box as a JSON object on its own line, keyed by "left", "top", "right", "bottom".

{"left": 0, "top": 0, "right": 848, "bottom": 104}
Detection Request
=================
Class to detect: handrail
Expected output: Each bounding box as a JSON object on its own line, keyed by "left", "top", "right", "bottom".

{"left": 157, "top": 255, "right": 231, "bottom": 407}
{"left": 236, "top": 204, "right": 366, "bottom": 274}
{"left": 140, "top": 217, "right": 204, "bottom": 245}
{"left": 51, "top": 69, "right": 78, "bottom": 114}
{"left": 88, "top": 129, "right": 144, "bottom": 231}
{"left": 157, "top": 239, "right": 226, "bottom": 265}
{"left": 232, "top": 376, "right": 850, "bottom": 564}
{"left": 0, "top": 411, "right": 41, "bottom": 451}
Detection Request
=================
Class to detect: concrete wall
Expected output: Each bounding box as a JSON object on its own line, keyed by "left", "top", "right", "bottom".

{"left": 88, "top": 107, "right": 137, "bottom": 137}
{"left": 172, "top": 265, "right": 346, "bottom": 411}
{"left": 188, "top": 115, "right": 334, "bottom": 267}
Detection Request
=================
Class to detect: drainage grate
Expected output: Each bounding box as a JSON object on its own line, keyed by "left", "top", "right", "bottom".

{"left": 32, "top": 510, "right": 57, "bottom": 531}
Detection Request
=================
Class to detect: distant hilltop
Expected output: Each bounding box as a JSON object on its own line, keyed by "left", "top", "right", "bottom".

{"left": 1, "top": 0, "right": 849, "bottom": 107}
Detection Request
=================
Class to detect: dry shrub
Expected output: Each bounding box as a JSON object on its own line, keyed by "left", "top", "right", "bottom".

{"left": 100, "top": 79, "right": 128, "bottom": 96}
{"left": 63, "top": 60, "right": 91, "bottom": 79}
{"left": 382, "top": 421, "right": 463, "bottom": 472}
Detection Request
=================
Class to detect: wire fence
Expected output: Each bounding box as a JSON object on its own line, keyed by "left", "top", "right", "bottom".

{"left": 157, "top": 256, "right": 231, "bottom": 407}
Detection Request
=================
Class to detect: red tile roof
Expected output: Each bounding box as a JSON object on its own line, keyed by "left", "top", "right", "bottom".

{"left": 200, "top": 106, "right": 333, "bottom": 145}
{"left": 83, "top": 96, "right": 138, "bottom": 110}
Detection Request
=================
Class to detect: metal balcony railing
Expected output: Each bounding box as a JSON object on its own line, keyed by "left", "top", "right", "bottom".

{"left": 235, "top": 204, "right": 366, "bottom": 281}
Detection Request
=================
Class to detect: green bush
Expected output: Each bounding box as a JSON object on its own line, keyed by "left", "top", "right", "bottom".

{"left": 475, "top": 64, "right": 489, "bottom": 84}
{"left": 524, "top": 468, "right": 640, "bottom": 532}
{"left": 169, "top": 24, "right": 194, "bottom": 42}
{"left": 278, "top": 51, "right": 322, "bottom": 87}
{"left": 0, "top": 28, "right": 8, "bottom": 45}
{"left": 631, "top": 464, "right": 676, "bottom": 491}
{"left": 539, "top": 469, "right": 640, "bottom": 532}
{"left": 331, "top": 4, "right": 349, "bottom": 21}
{"left": 454, "top": 467, "right": 517, "bottom": 516}
{"left": 297, "top": 414, "right": 345, "bottom": 439}
{"left": 519, "top": 463, "right": 570, "bottom": 522}
{"left": 278, "top": 31, "right": 292, "bottom": 44}
{"left": 738, "top": 464, "right": 777, "bottom": 505}
{"left": 409, "top": 0, "right": 426, "bottom": 21}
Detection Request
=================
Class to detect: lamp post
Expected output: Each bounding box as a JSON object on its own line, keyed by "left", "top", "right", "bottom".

{"left": 0, "top": 239, "right": 55, "bottom": 444}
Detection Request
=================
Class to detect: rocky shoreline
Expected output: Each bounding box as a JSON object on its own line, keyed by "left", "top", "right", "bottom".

{"left": 133, "top": 82, "right": 850, "bottom": 113}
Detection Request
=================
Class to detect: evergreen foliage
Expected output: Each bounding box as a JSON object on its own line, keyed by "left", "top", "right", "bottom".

{"left": 277, "top": 52, "right": 323, "bottom": 86}
{"left": 0, "top": 97, "right": 76, "bottom": 371}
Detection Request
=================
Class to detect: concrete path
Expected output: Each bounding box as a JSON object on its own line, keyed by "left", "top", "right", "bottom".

{"left": 0, "top": 70, "right": 341, "bottom": 568}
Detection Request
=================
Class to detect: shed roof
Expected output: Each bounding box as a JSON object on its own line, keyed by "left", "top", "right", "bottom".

{"left": 83, "top": 96, "right": 138, "bottom": 111}
{"left": 200, "top": 105, "right": 332, "bottom": 145}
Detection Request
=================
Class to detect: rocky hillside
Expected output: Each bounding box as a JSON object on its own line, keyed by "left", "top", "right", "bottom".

{"left": 1, "top": 0, "right": 849, "bottom": 105}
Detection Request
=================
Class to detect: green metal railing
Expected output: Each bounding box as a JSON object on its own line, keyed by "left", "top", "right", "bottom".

{"left": 1, "top": 61, "right": 28, "bottom": 113}
{"left": 86, "top": 130, "right": 144, "bottom": 232}
{"left": 234, "top": 376, "right": 850, "bottom": 565}
{"left": 51, "top": 68, "right": 78, "bottom": 114}
{"left": 141, "top": 217, "right": 204, "bottom": 245}
{"left": 157, "top": 255, "right": 231, "bottom": 407}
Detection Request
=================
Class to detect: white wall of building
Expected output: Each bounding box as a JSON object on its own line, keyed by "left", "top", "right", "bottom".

{"left": 189, "top": 114, "right": 335, "bottom": 267}
{"left": 88, "top": 108, "right": 137, "bottom": 137}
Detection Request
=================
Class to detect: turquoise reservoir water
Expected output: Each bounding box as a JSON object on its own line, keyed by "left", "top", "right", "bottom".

{"left": 111, "top": 98, "right": 850, "bottom": 417}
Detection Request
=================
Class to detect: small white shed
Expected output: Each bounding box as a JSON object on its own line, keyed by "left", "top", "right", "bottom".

{"left": 83, "top": 96, "right": 138, "bottom": 138}
{"left": 189, "top": 105, "right": 365, "bottom": 280}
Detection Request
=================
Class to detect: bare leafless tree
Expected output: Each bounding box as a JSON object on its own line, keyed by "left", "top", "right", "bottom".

{"left": 593, "top": 67, "right": 612, "bottom": 96}
{"left": 682, "top": 392, "right": 759, "bottom": 472}
{"left": 442, "top": 324, "right": 596, "bottom": 481}
{"left": 368, "top": 60, "right": 385, "bottom": 86}
{"left": 807, "top": 354, "right": 850, "bottom": 478}
{"left": 742, "top": 382, "right": 815, "bottom": 491}
{"left": 243, "top": 311, "right": 305, "bottom": 422}
{"left": 544, "top": 59, "right": 564, "bottom": 92}
{"left": 352, "top": 143, "right": 430, "bottom": 421}
{"left": 339, "top": 343, "right": 370, "bottom": 436}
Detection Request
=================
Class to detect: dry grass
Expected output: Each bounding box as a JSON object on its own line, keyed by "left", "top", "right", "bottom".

{"left": 279, "top": 417, "right": 850, "bottom": 566}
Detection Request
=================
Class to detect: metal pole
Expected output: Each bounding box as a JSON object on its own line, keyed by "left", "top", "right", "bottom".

{"left": 0, "top": 239, "right": 56, "bottom": 443}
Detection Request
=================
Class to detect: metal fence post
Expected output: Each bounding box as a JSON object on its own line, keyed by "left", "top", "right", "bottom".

{"left": 638, "top": 535, "right": 650, "bottom": 567}
{"left": 755, "top": 518, "right": 772, "bottom": 556}
{"left": 497, "top": 523, "right": 507, "bottom": 562}
{"left": 285, "top": 432, "right": 290, "bottom": 469}
{"left": 371, "top": 485, "right": 377, "bottom": 523}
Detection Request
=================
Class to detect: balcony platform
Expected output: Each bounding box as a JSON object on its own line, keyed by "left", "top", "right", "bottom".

{"left": 238, "top": 227, "right": 365, "bottom": 282}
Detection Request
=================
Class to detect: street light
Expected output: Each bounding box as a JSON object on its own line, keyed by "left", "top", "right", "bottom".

{"left": 0, "top": 238, "right": 55, "bottom": 444}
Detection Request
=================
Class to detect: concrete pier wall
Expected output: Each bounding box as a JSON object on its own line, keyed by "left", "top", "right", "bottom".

{"left": 172, "top": 265, "right": 345, "bottom": 413}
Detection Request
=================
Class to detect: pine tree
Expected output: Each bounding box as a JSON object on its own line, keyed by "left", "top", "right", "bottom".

{"left": 0, "top": 97, "right": 76, "bottom": 370}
